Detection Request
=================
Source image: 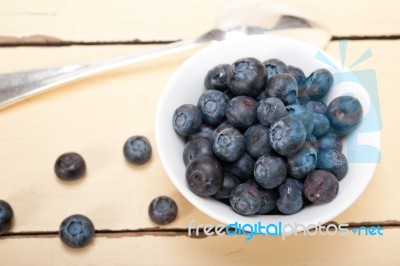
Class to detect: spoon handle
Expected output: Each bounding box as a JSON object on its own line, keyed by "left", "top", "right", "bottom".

{"left": 0, "top": 38, "right": 200, "bottom": 109}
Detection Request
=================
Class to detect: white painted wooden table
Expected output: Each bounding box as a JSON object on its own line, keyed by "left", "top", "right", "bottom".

{"left": 0, "top": 0, "right": 399, "bottom": 265}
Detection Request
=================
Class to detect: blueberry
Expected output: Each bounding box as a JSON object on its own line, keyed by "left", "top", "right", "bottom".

{"left": 0, "top": 200, "right": 13, "bottom": 235}
{"left": 257, "top": 97, "right": 287, "bottom": 127}
{"left": 287, "top": 142, "right": 317, "bottom": 179}
{"left": 148, "top": 196, "right": 178, "bottom": 225}
{"left": 54, "top": 152, "right": 86, "bottom": 180}
{"left": 305, "top": 69, "right": 333, "bottom": 99}
{"left": 306, "top": 134, "right": 319, "bottom": 150}
{"left": 266, "top": 73, "right": 298, "bottom": 105}
{"left": 197, "top": 90, "right": 229, "bottom": 125}
{"left": 227, "top": 57, "right": 266, "bottom": 97}
{"left": 254, "top": 155, "right": 287, "bottom": 189}
{"left": 263, "top": 58, "right": 288, "bottom": 80}
{"left": 327, "top": 96, "right": 363, "bottom": 136}
{"left": 312, "top": 113, "right": 330, "bottom": 138}
{"left": 229, "top": 183, "right": 262, "bottom": 215}
{"left": 244, "top": 124, "right": 271, "bottom": 159}
{"left": 276, "top": 178, "right": 304, "bottom": 215}
{"left": 59, "top": 214, "right": 95, "bottom": 248}
{"left": 185, "top": 156, "right": 223, "bottom": 196}
{"left": 188, "top": 123, "right": 215, "bottom": 142}
{"left": 212, "top": 121, "right": 234, "bottom": 141}
{"left": 317, "top": 149, "right": 348, "bottom": 180}
{"left": 183, "top": 137, "right": 214, "bottom": 166}
{"left": 318, "top": 132, "right": 342, "bottom": 151}
{"left": 304, "top": 170, "right": 339, "bottom": 204}
{"left": 302, "top": 99, "right": 328, "bottom": 115}
{"left": 286, "top": 104, "right": 314, "bottom": 135}
{"left": 223, "top": 153, "right": 255, "bottom": 182}
{"left": 258, "top": 189, "right": 278, "bottom": 214}
{"left": 269, "top": 116, "right": 306, "bottom": 156}
{"left": 256, "top": 90, "right": 268, "bottom": 102}
{"left": 204, "top": 64, "right": 230, "bottom": 91}
{"left": 225, "top": 96, "right": 259, "bottom": 129}
{"left": 123, "top": 136, "right": 152, "bottom": 165}
{"left": 213, "top": 173, "right": 241, "bottom": 200}
{"left": 213, "top": 127, "right": 245, "bottom": 162}
{"left": 288, "top": 65, "right": 306, "bottom": 95}
{"left": 173, "top": 104, "right": 202, "bottom": 136}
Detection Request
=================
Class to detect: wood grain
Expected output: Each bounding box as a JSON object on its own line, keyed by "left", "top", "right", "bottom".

{"left": 1, "top": 229, "right": 399, "bottom": 265}
{"left": 0, "top": 40, "right": 397, "bottom": 232}
{"left": 0, "top": 0, "right": 399, "bottom": 43}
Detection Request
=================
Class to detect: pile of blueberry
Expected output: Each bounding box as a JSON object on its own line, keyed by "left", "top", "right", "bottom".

{"left": 173, "top": 57, "right": 363, "bottom": 216}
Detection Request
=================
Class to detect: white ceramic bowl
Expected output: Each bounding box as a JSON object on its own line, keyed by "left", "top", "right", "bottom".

{"left": 156, "top": 35, "right": 380, "bottom": 229}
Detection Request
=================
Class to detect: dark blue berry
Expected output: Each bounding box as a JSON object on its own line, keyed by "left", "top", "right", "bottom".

{"left": 286, "top": 104, "right": 314, "bottom": 135}
{"left": 258, "top": 189, "right": 278, "bottom": 214}
{"left": 312, "top": 113, "right": 330, "bottom": 138}
{"left": 173, "top": 104, "right": 202, "bottom": 136}
{"left": 213, "top": 127, "right": 245, "bottom": 162}
{"left": 227, "top": 57, "right": 266, "bottom": 97}
{"left": 266, "top": 73, "right": 298, "bottom": 105}
{"left": 225, "top": 96, "right": 259, "bottom": 129}
{"left": 304, "top": 170, "right": 339, "bottom": 204}
{"left": 204, "top": 64, "right": 230, "bottom": 91}
{"left": 148, "top": 196, "right": 178, "bottom": 225}
{"left": 276, "top": 178, "right": 304, "bottom": 215}
{"left": 0, "top": 200, "right": 13, "bottom": 235}
{"left": 287, "top": 142, "right": 317, "bottom": 179}
{"left": 223, "top": 153, "right": 255, "bottom": 182}
{"left": 317, "top": 149, "right": 348, "bottom": 180}
{"left": 213, "top": 173, "right": 240, "bottom": 200}
{"left": 183, "top": 137, "right": 214, "bottom": 166}
{"left": 318, "top": 132, "right": 342, "bottom": 151}
{"left": 188, "top": 123, "right": 215, "bottom": 142}
{"left": 59, "top": 214, "right": 95, "bottom": 248}
{"left": 254, "top": 155, "right": 287, "bottom": 189}
{"left": 269, "top": 116, "right": 306, "bottom": 156}
{"left": 229, "top": 183, "right": 262, "bottom": 215}
{"left": 263, "top": 58, "right": 288, "bottom": 80}
{"left": 305, "top": 69, "right": 333, "bottom": 99}
{"left": 302, "top": 99, "right": 328, "bottom": 115}
{"left": 212, "top": 121, "right": 234, "bottom": 141}
{"left": 288, "top": 65, "right": 306, "bottom": 95}
{"left": 197, "top": 90, "right": 229, "bottom": 125}
{"left": 54, "top": 152, "right": 86, "bottom": 180}
{"left": 327, "top": 96, "right": 363, "bottom": 136}
{"left": 306, "top": 134, "right": 319, "bottom": 150}
{"left": 123, "top": 136, "right": 152, "bottom": 165}
{"left": 185, "top": 156, "right": 223, "bottom": 196}
{"left": 257, "top": 97, "right": 287, "bottom": 127}
{"left": 256, "top": 90, "right": 268, "bottom": 102}
{"left": 244, "top": 124, "right": 271, "bottom": 159}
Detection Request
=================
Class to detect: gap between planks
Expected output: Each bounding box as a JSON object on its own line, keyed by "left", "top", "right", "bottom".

{"left": 0, "top": 34, "right": 400, "bottom": 47}
{"left": 1, "top": 220, "right": 399, "bottom": 239}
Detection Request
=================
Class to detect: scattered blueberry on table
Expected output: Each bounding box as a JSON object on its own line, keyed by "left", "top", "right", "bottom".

{"left": 123, "top": 135, "right": 152, "bottom": 165}
{"left": 148, "top": 196, "right": 178, "bottom": 225}
{"left": 0, "top": 200, "right": 14, "bottom": 235}
{"left": 173, "top": 57, "right": 364, "bottom": 216}
{"left": 59, "top": 214, "right": 95, "bottom": 248}
{"left": 54, "top": 152, "right": 86, "bottom": 180}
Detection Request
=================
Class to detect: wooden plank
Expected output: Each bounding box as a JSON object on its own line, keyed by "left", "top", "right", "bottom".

{"left": 0, "top": 0, "right": 399, "bottom": 43}
{"left": 1, "top": 229, "right": 399, "bottom": 265}
{"left": 0, "top": 40, "right": 397, "bottom": 232}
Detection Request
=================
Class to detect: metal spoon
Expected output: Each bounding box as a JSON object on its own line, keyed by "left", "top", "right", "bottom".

{"left": 0, "top": 0, "right": 330, "bottom": 109}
